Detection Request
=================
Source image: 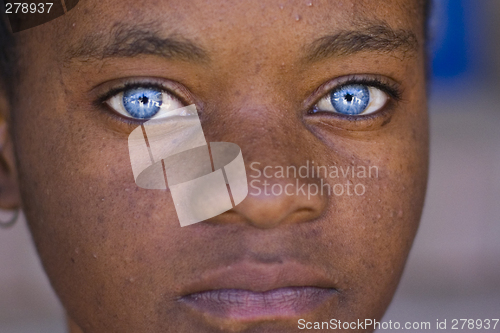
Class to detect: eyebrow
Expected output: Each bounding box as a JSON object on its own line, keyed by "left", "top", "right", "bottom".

{"left": 65, "top": 22, "right": 417, "bottom": 64}
{"left": 304, "top": 23, "right": 419, "bottom": 63}
{"left": 65, "top": 23, "right": 209, "bottom": 63}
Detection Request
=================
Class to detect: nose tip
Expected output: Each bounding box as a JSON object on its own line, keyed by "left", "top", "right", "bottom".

{"left": 230, "top": 179, "right": 328, "bottom": 229}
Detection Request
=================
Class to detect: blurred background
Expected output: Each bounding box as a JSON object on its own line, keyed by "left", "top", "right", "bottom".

{"left": 1, "top": 0, "right": 499, "bottom": 332}
{"left": 383, "top": 0, "right": 500, "bottom": 330}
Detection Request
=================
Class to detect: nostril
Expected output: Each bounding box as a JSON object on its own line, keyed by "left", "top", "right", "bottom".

{"left": 219, "top": 178, "right": 329, "bottom": 229}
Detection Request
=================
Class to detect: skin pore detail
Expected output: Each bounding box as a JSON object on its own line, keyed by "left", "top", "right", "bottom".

{"left": 2, "top": 0, "right": 428, "bottom": 332}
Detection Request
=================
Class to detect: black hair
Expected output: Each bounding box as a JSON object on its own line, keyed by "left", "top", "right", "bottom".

{"left": 0, "top": 3, "right": 16, "bottom": 92}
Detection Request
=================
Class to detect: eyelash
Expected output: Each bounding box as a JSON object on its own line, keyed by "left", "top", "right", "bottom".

{"left": 98, "top": 82, "right": 186, "bottom": 105}
{"left": 93, "top": 80, "right": 191, "bottom": 128}
{"left": 95, "top": 75, "right": 402, "bottom": 125}
{"left": 308, "top": 75, "right": 402, "bottom": 113}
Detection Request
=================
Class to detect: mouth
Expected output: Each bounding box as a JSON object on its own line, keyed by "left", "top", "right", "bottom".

{"left": 178, "top": 261, "right": 338, "bottom": 321}
{"left": 180, "top": 287, "right": 335, "bottom": 320}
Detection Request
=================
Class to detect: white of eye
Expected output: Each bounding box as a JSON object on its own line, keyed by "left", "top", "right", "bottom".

{"left": 106, "top": 91, "right": 185, "bottom": 120}
{"left": 364, "top": 87, "right": 388, "bottom": 114}
{"left": 315, "top": 86, "right": 388, "bottom": 115}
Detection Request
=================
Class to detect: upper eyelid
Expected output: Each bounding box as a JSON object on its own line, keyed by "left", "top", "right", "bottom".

{"left": 97, "top": 84, "right": 185, "bottom": 123}
{"left": 101, "top": 84, "right": 174, "bottom": 103}
{"left": 93, "top": 78, "right": 192, "bottom": 107}
{"left": 305, "top": 74, "right": 402, "bottom": 109}
{"left": 325, "top": 79, "right": 399, "bottom": 99}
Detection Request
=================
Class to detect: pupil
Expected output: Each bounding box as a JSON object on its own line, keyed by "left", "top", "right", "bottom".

{"left": 330, "top": 84, "right": 369, "bottom": 115}
{"left": 122, "top": 87, "right": 162, "bottom": 119}
{"left": 139, "top": 96, "right": 149, "bottom": 104}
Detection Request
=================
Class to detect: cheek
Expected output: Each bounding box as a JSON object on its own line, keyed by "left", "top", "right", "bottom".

{"left": 13, "top": 80, "right": 192, "bottom": 330}
{"left": 309, "top": 89, "right": 428, "bottom": 320}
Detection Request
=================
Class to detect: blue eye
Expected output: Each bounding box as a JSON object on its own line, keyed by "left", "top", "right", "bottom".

{"left": 122, "top": 88, "right": 162, "bottom": 119}
{"left": 314, "top": 84, "right": 388, "bottom": 116}
{"left": 106, "top": 86, "right": 185, "bottom": 120}
{"left": 331, "top": 84, "right": 369, "bottom": 115}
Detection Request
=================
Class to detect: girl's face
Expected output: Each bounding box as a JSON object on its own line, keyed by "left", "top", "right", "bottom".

{"left": 6, "top": 0, "right": 428, "bottom": 332}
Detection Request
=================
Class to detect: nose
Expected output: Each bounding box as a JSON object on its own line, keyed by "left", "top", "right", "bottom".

{"left": 230, "top": 175, "right": 328, "bottom": 229}
{"left": 201, "top": 98, "right": 330, "bottom": 229}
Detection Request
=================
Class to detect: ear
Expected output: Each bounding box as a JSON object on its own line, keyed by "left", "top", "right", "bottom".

{"left": 0, "top": 88, "right": 21, "bottom": 210}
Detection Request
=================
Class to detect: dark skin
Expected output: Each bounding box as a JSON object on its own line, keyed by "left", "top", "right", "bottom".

{"left": 0, "top": 0, "right": 428, "bottom": 332}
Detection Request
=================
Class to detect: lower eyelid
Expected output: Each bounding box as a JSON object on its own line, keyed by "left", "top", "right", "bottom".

{"left": 306, "top": 101, "right": 396, "bottom": 133}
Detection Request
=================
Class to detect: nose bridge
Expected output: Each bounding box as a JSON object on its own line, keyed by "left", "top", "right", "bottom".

{"left": 203, "top": 100, "right": 329, "bottom": 229}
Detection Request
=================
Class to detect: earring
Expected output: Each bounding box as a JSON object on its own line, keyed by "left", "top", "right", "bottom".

{"left": 0, "top": 209, "right": 20, "bottom": 229}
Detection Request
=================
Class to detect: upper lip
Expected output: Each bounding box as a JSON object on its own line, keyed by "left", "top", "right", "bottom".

{"left": 179, "top": 260, "right": 338, "bottom": 296}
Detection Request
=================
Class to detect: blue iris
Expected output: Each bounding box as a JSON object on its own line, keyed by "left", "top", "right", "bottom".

{"left": 330, "top": 84, "right": 370, "bottom": 115}
{"left": 123, "top": 88, "right": 163, "bottom": 119}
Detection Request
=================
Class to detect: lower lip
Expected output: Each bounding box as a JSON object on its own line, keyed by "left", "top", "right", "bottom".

{"left": 180, "top": 287, "right": 336, "bottom": 320}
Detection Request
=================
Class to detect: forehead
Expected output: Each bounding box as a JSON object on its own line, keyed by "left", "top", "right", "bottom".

{"left": 44, "top": 0, "right": 424, "bottom": 62}
{"left": 65, "top": 0, "right": 423, "bottom": 29}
